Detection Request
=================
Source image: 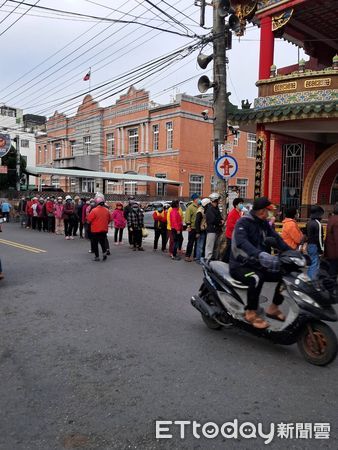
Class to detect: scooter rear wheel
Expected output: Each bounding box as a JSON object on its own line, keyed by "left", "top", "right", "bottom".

{"left": 297, "top": 321, "right": 338, "bottom": 366}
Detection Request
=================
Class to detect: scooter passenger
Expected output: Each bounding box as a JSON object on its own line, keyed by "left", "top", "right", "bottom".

{"left": 229, "top": 197, "right": 290, "bottom": 329}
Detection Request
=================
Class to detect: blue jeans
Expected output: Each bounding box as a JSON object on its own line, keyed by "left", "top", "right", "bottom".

{"left": 196, "top": 233, "right": 206, "bottom": 261}
{"left": 307, "top": 243, "right": 320, "bottom": 280}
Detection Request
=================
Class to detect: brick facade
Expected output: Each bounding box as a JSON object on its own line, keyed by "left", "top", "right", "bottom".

{"left": 36, "top": 87, "right": 256, "bottom": 199}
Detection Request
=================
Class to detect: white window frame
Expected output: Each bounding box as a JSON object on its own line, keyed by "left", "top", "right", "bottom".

{"left": 106, "top": 132, "right": 115, "bottom": 156}
{"left": 189, "top": 174, "right": 204, "bottom": 197}
{"left": 153, "top": 124, "right": 159, "bottom": 151}
{"left": 83, "top": 136, "right": 91, "bottom": 155}
{"left": 81, "top": 177, "right": 95, "bottom": 193}
{"left": 128, "top": 128, "right": 139, "bottom": 153}
{"left": 247, "top": 133, "right": 257, "bottom": 158}
{"left": 166, "top": 121, "right": 173, "bottom": 150}
{"left": 124, "top": 181, "right": 137, "bottom": 196}
{"left": 155, "top": 173, "right": 167, "bottom": 196}
{"left": 233, "top": 131, "right": 240, "bottom": 147}
{"left": 236, "top": 178, "right": 248, "bottom": 198}
{"left": 55, "top": 143, "right": 61, "bottom": 159}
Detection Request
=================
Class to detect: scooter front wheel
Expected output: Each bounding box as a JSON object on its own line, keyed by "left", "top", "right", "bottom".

{"left": 201, "top": 314, "right": 222, "bottom": 330}
{"left": 297, "top": 321, "right": 338, "bottom": 366}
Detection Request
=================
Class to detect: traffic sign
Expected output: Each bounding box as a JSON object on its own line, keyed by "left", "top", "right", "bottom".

{"left": 215, "top": 155, "right": 238, "bottom": 179}
{"left": 0, "top": 134, "right": 11, "bottom": 158}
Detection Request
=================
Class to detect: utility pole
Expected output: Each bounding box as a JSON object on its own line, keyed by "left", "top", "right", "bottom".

{"left": 16, "top": 134, "right": 21, "bottom": 192}
{"left": 213, "top": 0, "right": 228, "bottom": 217}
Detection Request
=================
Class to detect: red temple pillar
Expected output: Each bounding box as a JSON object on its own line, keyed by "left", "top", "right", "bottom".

{"left": 259, "top": 16, "right": 274, "bottom": 80}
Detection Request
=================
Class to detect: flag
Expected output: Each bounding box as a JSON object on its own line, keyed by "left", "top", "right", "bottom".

{"left": 83, "top": 69, "right": 91, "bottom": 81}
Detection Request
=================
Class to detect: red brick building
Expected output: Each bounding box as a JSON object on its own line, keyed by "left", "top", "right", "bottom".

{"left": 36, "top": 87, "right": 256, "bottom": 199}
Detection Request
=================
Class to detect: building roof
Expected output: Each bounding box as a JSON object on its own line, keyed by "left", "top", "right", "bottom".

{"left": 25, "top": 166, "right": 183, "bottom": 185}
{"left": 229, "top": 101, "right": 338, "bottom": 124}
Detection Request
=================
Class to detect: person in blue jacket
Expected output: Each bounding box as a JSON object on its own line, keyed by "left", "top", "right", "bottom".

{"left": 229, "top": 197, "right": 290, "bottom": 329}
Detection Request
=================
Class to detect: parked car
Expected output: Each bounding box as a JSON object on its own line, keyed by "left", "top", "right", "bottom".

{"left": 143, "top": 201, "right": 187, "bottom": 228}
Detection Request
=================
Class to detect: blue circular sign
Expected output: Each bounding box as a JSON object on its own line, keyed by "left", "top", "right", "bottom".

{"left": 0, "top": 134, "right": 11, "bottom": 158}
{"left": 215, "top": 155, "right": 238, "bottom": 179}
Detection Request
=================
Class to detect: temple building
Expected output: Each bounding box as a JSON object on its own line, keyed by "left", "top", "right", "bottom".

{"left": 230, "top": 0, "right": 338, "bottom": 216}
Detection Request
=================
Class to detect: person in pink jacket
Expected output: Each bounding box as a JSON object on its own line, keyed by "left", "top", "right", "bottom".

{"left": 111, "top": 202, "right": 127, "bottom": 245}
{"left": 54, "top": 197, "right": 64, "bottom": 235}
{"left": 170, "top": 200, "right": 184, "bottom": 261}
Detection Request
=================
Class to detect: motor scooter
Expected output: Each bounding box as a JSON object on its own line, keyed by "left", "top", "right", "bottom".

{"left": 191, "top": 249, "right": 338, "bottom": 366}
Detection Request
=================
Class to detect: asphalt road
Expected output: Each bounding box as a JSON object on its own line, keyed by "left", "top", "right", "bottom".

{"left": 0, "top": 223, "right": 338, "bottom": 450}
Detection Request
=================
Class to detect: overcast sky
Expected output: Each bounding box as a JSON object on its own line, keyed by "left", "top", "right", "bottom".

{"left": 0, "top": 0, "right": 306, "bottom": 119}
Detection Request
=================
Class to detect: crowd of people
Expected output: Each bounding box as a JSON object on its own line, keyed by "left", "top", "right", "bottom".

{"left": 1, "top": 194, "right": 338, "bottom": 286}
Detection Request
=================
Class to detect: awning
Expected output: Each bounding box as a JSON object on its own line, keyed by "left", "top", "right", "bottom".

{"left": 25, "top": 166, "right": 182, "bottom": 185}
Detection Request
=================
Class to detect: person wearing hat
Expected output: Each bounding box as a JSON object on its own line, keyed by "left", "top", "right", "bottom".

{"left": 195, "top": 197, "right": 210, "bottom": 263}
{"left": 307, "top": 205, "right": 325, "bottom": 280}
{"left": 184, "top": 193, "right": 200, "bottom": 261}
{"left": 205, "top": 192, "right": 224, "bottom": 260}
{"left": 127, "top": 201, "right": 145, "bottom": 251}
{"left": 54, "top": 197, "right": 64, "bottom": 235}
{"left": 229, "top": 196, "right": 290, "bottom": 329}
{"left": 124, "top": 196, "right": 136, "bottom": 248}
{"left": 111, "top": 202, "right": 127, "bottom": 245}
{"left": 63, "top": 195, "right": 76, "bottom": 240}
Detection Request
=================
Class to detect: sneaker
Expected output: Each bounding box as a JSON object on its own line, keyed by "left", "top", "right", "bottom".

{"left": 93, "top": 257, "right": 100, "bottom": 262}
{"left": 106, "top": 250, "right": 111, "bottom": 255}
{"left": 115, "top": 242, "right": 119, "bottom": 246}
{"left": 70, "top": 236, "right": 74, "bottom": 240}
{"left": 88, "top": 250, "right": 93, "bottom": 253}
{"left": 102, "top": 253, "right": 107, "bottom": 261}
{"left": 138, "top": 247, "right": 144, "bottom": 251}
{"left": 65, "top": 236, "right": 70, "bottom": 240}
{"left": 185, "top": 256, "right": 193, "bottom": 262}
{"left": 171, "top": 256, "right": 181, "bottom": 261}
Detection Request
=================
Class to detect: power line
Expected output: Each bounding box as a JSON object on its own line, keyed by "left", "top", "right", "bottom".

{"left": 0, "top": 0, "right": 24, "bottom": 26}
{"left": 143, "top": 0, "right": 193, "bottom": 35}
{"left": 159, "top": 0, "right": 200, "bottom": 27}
{"left": 0, "top": 0, "right": 40, "bottom": 38}
{"left": 10, "top": 1, "right": 199, "bottom": 109}
{"left": 6, "top": 0, "right": 197, "bottom": 37}
{"left": 3, "top": 0, "right": 198, "bottom": 106}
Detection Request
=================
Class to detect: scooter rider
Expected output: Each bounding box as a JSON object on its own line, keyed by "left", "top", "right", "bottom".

{"left": 229, "top": 197, "right": 290, "bottom": 329}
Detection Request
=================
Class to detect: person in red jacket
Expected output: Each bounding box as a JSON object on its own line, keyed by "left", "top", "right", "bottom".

{"left": 170, "top": 200, "right": 183, "bottom": 261}
{"left": 223, "top": 197, "right": 244, "bottom": 263}
{"left": 87, "top": 196, "right": 111, "bottom": 261}
{"left": 45, "top": 196, "right": 55, "bottom": 233}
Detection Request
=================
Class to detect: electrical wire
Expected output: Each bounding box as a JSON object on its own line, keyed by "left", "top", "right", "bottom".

{"left": 143, "top": 0, "right": 193, "bottom": 35}
{"left": 3, "top": 0, "right": 199, "bottom": 106}
{"left": 159, "top": 0, "right": 200, "bottom": 27}
{"left": 6, "top": 0, "right": 196, "bottom": 37}
{"left": 9, "top": 1, "right": 200, "bottom": 109}
{"left": 0, "top": 0, "right": 24, "bottom": 26}
{"left": 0, "top": 0, "right": 39, "bottom": 38}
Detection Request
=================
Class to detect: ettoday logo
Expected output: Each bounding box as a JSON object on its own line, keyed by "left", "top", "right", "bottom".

{"left": 155, "top": 420, "right": 331, "bottom": 444}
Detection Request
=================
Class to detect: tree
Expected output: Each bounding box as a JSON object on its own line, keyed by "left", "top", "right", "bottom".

{"left": 0, "top": 145, "right": 27, "bottom": 190}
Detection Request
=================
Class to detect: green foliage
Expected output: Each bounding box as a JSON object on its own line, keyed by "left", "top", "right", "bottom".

{"left": 0, "top": 145, "right": 27, "bottom": 190}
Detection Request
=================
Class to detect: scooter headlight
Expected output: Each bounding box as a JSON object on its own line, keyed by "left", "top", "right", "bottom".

{"left": 293, "top": 290, "right": 320, "bottom": 308}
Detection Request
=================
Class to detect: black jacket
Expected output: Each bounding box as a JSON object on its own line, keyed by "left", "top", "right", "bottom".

{"left": 229, "top": 212, "right": 289, "bottom": 270}
{"left": 307, "top": 219, "right": 324, "bottom": 253}
{"left": 205, "top": 204, "right": 223, "bottom": 233}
